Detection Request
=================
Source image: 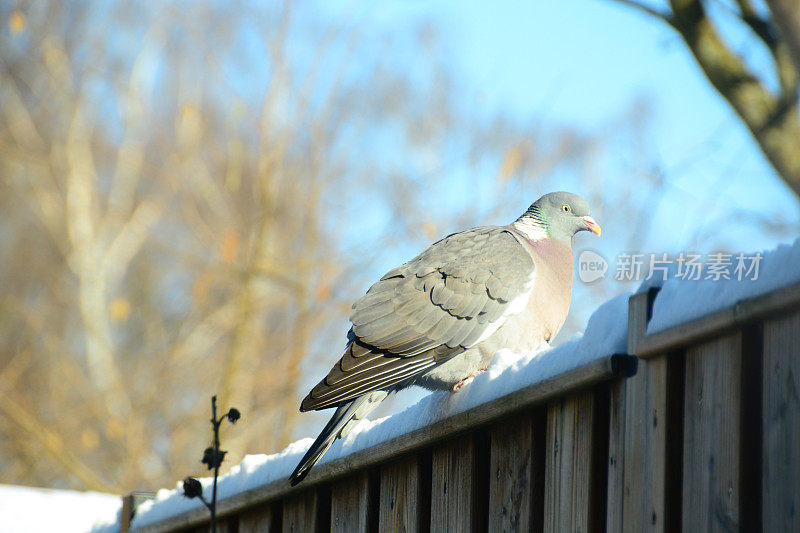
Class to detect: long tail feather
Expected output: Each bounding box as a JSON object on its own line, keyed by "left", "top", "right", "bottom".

{"left": 289, "top": 391, "right": 386, "bottom": 486}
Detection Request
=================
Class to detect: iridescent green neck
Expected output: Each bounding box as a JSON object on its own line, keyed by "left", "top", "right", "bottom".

{"left": 517, "top": 205, "right": 549, "bottom": 235}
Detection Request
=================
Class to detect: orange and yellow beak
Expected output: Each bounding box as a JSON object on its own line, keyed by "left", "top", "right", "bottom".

{"left": 582, "top": 216, "right": 601, "bottom": 236}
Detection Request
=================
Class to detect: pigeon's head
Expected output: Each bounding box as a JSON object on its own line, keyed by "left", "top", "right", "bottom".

{"left": 517, "top": 192, "right": 601, "bottom": 243}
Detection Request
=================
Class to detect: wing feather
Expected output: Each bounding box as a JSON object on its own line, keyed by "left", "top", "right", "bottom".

{"left": 350, "top": 299, "right": 397, "bottom": 326}
{"left": 301, "top": 226, "right": 535, "bottom": 411}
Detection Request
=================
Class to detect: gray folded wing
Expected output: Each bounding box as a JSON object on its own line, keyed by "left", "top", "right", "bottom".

{"left": 300, "top": 226, "right": 534, "bottom": 411}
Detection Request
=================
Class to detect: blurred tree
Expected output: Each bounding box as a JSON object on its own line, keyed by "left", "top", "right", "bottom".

{"left": 614, "top": 0, "right": 800, "bottom": 196}
{"left": 0, "top": 1, "right": 608, "bottom": 492}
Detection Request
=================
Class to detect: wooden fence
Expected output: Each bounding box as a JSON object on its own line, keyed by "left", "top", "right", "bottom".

{"left": 127, "top": 282, "right": 800, "bottom": 532}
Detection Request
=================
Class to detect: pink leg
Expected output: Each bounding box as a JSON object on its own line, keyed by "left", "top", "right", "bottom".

{"left": 451, "top": 368, "right": 488, "bottom": 392}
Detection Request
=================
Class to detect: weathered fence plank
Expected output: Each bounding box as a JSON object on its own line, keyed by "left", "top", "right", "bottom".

{"left": 239, "top": 502, "right": 277, "bottom": 532}
{"left": 331, "top": 472, "right": 374, "bottom": 533}
{"left": 379, "top": 456, "right": 420, "bottom": 533}
{"left": 488, "top": 412, "right": 535, "bottom": 532}
{"left": 282, "top": 490, "right": 318, "bottom": 533}
{"left": 763, "top": 311, "right": 800, "bottom": 533}
{"left": 430, "top": 437, "right": 475, "bottom": 532}
{"left": 611, "top": 289, "right": 667, "bottom": 533}
{"left": 621, "top": 356, "right": 667, "bottom": 532}
{"left": 682, "top": 333, "right": 742, "bottom": 532}
{"left": 544, "top": 391, "right": 595, "bottom": 532}
{"left": 605, "top": 375, "right": 626, "bottom": 533}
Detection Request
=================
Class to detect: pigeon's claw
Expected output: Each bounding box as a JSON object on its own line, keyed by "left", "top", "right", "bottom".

{"left": 451, "top": 368, "right": 488, "bottom": 392}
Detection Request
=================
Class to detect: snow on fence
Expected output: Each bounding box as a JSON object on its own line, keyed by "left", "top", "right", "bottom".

{"left": 119, "top": 240, "right": 800, "bottom": 533}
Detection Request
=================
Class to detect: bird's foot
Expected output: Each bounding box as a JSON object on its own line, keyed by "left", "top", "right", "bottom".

{"left": 452, "top": 368, "right": 488, "bottom": 392}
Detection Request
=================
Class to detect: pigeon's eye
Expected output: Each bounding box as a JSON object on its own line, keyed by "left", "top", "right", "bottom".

{"left": 562, "top": 205, "right": 571, "bottom": 213}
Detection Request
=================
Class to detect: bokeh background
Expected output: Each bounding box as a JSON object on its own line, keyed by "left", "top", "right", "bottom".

{"left": 1, "top": 0, "right": 798, "bottom": 494}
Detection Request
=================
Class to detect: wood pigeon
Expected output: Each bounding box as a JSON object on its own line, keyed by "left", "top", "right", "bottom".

{"left": 289, "top": 191, "right": 600, "bottom": 485}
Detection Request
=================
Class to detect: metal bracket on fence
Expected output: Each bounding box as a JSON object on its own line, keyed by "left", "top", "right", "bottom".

{"left": 610, "top": 353, "right": 639, "bottom": 377}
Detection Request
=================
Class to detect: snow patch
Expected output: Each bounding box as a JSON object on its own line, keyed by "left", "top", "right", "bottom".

{"left": 647, "top": 238, "right": 800, "bottom": 334}
{"left": 0, "top": 484, "right": 121, "bottom": 533}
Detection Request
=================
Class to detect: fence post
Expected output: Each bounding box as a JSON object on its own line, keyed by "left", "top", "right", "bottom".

{"left": 607, "top": 287, "right": 661, "bottom": 532}
{"left": 120, "top": 492, "right": 154, "bottom": 532}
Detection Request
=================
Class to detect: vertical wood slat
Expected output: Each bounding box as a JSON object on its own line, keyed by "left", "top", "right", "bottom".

{"left": 488, "top": 412, "right": 534, "bottom": 532}
{"left": 283, "top": 490, "right": 318, "bottom": 533}
{"left": 239, "top": 502, "right": 277, "bottom": 532}
{"left": 530, "top": 408, "right": 547, "bottom": 532}
{"left": 120, "top": 494, "right": 134, "bottom": 533}
{"left": 616, "top": 288, "right": 668, "bottom": 533}
{"left": 607, "top": 290, "right": 650, "bottom": 533}
{"left": 621, "top": 357, "right": 667, "bottom": 532}
{"left": 605, "top": 378, "right": 627, "bottom": 533}
{"left": 430, "top": 437, "right": 474, "bottom": 532}
{"left": 544, "top": 390, "right": 595, "bottom": 532}
{"left": 194, "top": 519, "right": 233, "bottom": 533}
{"left": 379, "top": 456, "right": 420, "bottom": 533}
{"left": 120, "top": 492, "right": 153, "bottom": 533}
{"left": 331, "top": 472, "right": 373, "bottom": 533}
{"left": 763, "top": 311, "right": 800, "bottom": 532}
{"left": 682, "top": 332, "right": 741, "bottom": 532}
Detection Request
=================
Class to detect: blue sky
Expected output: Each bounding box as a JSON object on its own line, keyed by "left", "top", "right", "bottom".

{"left": 309, "top": 0, "right": 798, "bottom": 249}
{"left": 292, "top": 0, "right": 800, "bottom": 308}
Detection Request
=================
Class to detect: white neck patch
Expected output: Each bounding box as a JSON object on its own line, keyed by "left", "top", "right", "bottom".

{"left": 512, "top": 219, "right": 548, "bottom": 242}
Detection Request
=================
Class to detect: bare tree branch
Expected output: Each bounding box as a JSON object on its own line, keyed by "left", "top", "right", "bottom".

{"left": 608, "top": 0, "right": 675, "bottom": 26}
{"left": 667, "top": 0, "right": 800, "bottom": 195}
{"left": 765, "top": 0, "right": 800, "bottom": 74}
{"left": 615, "top": 0, "right": 800, "bottom": 195}
{"left": 730, "top": 0, "right": 798, "bottom": 93}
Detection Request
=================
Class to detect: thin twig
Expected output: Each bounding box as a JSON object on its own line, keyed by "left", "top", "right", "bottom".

{"left": 211, "top": 395, "right": 219, "bottom": 533}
